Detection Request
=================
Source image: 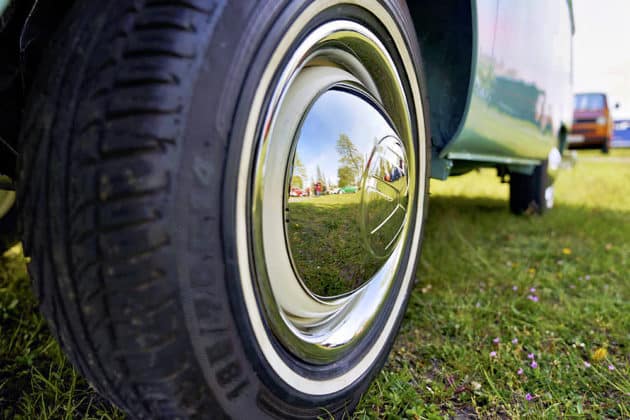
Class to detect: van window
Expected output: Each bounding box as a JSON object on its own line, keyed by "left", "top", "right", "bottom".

{"left": 574, "top": 94, "right": 605, "bottom": 111}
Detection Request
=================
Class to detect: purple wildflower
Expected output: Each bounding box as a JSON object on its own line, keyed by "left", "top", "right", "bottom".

{"left": 583, "top": 361, "right": 591, "bottom": 368}
{"left": 493, "top": 337, "right": 501, "bottom": 344}
{"left": 527, "top": 295, "right": 539, "bottom": 302}
{"left": 512, "top": 338, "right": 519, "bottom": 344}
{"left": 530, "top": 360, "right": 538, "bottom": 369}
{"left": 608, "top": 365, "right": 615, "bottom": 371}
{"left": 490, "top": 351, "right": 497, "bottom": 358}
{"left": 530, "top": 287, "right": 536, "bottom": 293}
{"left": 517, "top": 368, "right": 524, "bottom": 375}
{"left": 512, "top": 285, "right": 518, "bottom": 291}
{"left": 528, "top": 353, "right": 535, "bottom": 359}
{"left": 526, "top": 393, "right": 534, "bottom": 401}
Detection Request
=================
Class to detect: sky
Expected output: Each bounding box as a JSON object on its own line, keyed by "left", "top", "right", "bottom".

{"left": 295, "top": 90, "right": 396, "bottom": 187}
{"left": 573, "top": 0, "right": 630, "bottom": 119}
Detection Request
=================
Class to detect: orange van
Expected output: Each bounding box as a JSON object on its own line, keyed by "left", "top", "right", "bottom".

{"left": 568, "top": 93, "right": 614, "bottom": 153}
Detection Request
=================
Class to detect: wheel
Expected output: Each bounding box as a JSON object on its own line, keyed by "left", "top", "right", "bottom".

{"left": 509, "top": 161, "right": 552, "bottom": 215}
{"left": 601, "top": 138, "right": 610, "bottom": 154}
{"left": 18, "top": 1, "right": 430, "bottom": 418}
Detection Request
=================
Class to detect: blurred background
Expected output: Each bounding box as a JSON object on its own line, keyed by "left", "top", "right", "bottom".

{"left": 573, "top": 0, "right": 630, "bottom": 147}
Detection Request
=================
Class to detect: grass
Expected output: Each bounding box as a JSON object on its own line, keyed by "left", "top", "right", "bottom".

{"left": 0, "top": 247, "right": 125, "bottom": 419}
{"left": 287, "top": 177, "right": 407, "bottom": 296}
{"left": 355, "top": 148, "right": 630, "bottom": 418}
{"left": 1, "top": 149, "right": 629, "bottom": 418}
{"left": 287, "top": 192, "right": 376, "bottom": 296}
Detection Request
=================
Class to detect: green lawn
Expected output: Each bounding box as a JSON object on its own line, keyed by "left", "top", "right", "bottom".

{"left": 0, "top": 246, "right": 125, "bottom": 419}
{"left": 287, "top": 178, "right": 407, "bottom": 297}
{"left": 355, "top": 149, "right": 630, "bottom": 418}
{"left": 1, "top": 149, "right": 629, "bottom": 418}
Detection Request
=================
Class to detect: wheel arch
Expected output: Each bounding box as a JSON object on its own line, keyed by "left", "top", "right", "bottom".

{"left": 406, "top": 0, "right": 475, "bottom": 152}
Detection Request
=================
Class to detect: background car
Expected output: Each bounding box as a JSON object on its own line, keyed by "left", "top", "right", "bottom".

{"left": 340, "top": 185, "right": 358, "bottom": 194}
{"left": 612, "top": 119, "right": 630, "bottom": 147}
{"left": 0, "top": 0, "right": 573, "bottom": 418}
{"left": 568, "top": 92, "right": 615, "bottom": 153}
{"left": 289, "top": 187, "right": 305, "bottom": 197}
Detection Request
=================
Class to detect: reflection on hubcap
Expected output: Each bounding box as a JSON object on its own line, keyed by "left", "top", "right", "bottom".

{"left": 286, "top": 88, "right": 408, "bottom": 298}
{"left": 361, "top": 136, "right": 409, "bottom": 259}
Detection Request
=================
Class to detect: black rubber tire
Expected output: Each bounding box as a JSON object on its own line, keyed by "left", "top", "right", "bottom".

{"left": 17, "top": 1, "right": 429, "bottom": 418}
{"left": 601, "top": 138, "right": 610, "bottom": 154}
{"left": 509, "top": 161, "right": 550, "bottom": 215}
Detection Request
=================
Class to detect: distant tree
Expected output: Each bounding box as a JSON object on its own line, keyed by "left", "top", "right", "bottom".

{"left": 291, "top": 175, "right": 303, "bottom": 189}
{"left": 337, "top": 166, "right": 355, "bottom": 187}
{"left": 321, "top": 171, "right": 328, "bottom": 192}
{"left": 316, "top": 165, "right": 324, "bottom": 183}
{"left": 291, "top": 153, "right": 307, "bottom": 188}
{"left": 336, "top": 134, "right": 363, "bottom": 186}
{"left": 315, "top": 165, "right": 328, "bottom": 192}
{"left": 336, "top": 134, "right": 363, "bottom": 175}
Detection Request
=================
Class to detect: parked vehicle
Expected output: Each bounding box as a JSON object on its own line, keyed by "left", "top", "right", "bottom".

{"left": 341, "top": 185, "right": 359, "bottom": 194}
{"left": 0, "top": 1, "right": 574, "bottom": 418}
{"left": 289, "top": 187, "right": 305, "bottom": 197}
{"left": 613, "top": 119, "right": 630, "bottom": 145}
{"left": 568, "top": 93, "right": 615, "bottom": 153}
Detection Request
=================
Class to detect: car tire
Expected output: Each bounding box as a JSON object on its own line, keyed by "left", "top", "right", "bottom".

{"left": 601, "top": 138, "right": 610, "bottom": 154}
{"left": 509, "top": 161, "right": 551, "bottom": 215}
{"left": 17, "top": 1, "right": 430, "bottom": 418}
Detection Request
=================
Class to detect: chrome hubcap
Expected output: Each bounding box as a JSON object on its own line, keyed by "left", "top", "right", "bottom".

{"left": 286, "top": 88, "right": 409, "bottom": 298}
{"left": 250, "top": 20, "right": 419, "bottom": 364}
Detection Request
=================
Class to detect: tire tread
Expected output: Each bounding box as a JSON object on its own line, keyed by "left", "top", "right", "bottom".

{"left": 18, "top": 0, "right": 224, "bottom": 417}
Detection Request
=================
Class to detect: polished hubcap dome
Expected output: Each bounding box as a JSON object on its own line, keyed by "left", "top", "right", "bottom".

{"left": 248, "top": 20, "right": 422, "bottom": 364}
{"left": 286, "top": 87, "right": 409, "bottom": 298}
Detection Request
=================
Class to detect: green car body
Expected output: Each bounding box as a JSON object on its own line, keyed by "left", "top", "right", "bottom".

{"left": 407, "top": 0, "right": 574, "bottom": 182}
{"left": 448, "top": 0, "right": 573, "bottom": 175}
